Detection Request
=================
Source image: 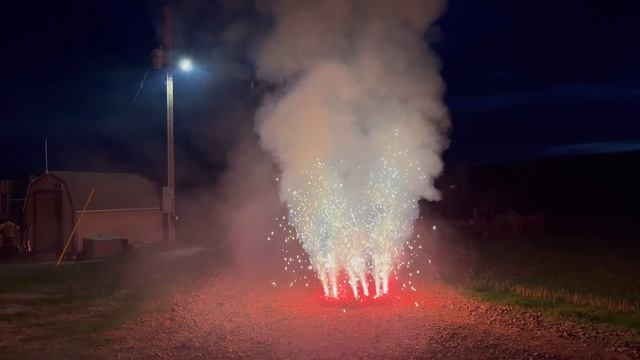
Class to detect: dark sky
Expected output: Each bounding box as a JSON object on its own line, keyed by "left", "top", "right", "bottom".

{"left": 1, "top": 0, "right": 639, "bottom": 182}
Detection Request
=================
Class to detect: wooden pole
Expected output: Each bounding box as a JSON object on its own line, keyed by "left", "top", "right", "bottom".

{"left": 45, "top": 139, "right": 49, "bottom": 173}
{"left": 56, "top": 189, "right": 94, "bottom": 266}
{"left": 164, "top": 5, "right": 176, "bottom": 244}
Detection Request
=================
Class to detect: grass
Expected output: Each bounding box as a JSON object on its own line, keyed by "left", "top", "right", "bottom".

{"left": 472, "top": 286, "right": 640, "bottom": 330}
{"left": 442, "top": 233, "right": 640, "bottom": 331}
{"left": 0, "top": 244, "right": 227, "bottom": 359}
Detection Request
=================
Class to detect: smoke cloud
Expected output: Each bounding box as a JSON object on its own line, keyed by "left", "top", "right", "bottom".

{"left": 254, "top": 0, "right": 450, "bottom": 298}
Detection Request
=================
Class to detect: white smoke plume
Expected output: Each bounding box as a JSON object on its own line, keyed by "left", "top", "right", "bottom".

{"left": 254, "top": 0, "right": 450, "bottom": 298}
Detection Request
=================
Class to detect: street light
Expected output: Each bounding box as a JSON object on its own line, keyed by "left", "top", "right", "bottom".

{"left": 178, "top": 57, "right": 193, "bottom": 72}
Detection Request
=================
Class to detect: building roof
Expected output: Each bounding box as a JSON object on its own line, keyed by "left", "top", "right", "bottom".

{"left": 46, "top": 171, "right": 161, "bottom": 211}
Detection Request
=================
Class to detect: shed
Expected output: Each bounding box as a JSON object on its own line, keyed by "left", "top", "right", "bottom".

{"left": 23, "top": 171, "right": 163, "bottom": 254}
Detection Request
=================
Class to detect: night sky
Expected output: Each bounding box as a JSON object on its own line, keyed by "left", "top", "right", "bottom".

{"left": 2, "top": 0, "right": 639, "bottom": 182}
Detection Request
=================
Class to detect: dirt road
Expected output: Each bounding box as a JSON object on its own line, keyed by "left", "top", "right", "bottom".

{"left": 104, "top": 276, "right": 639, "bottom": 359}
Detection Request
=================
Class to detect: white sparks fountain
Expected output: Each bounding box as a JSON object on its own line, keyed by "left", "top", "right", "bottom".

{"left": 255, "top": 0, "right": 450, "bottom": 298}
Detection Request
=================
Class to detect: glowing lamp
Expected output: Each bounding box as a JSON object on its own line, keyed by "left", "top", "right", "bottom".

{"left": 178, "top": 58, "right": 193, "bottom": 72}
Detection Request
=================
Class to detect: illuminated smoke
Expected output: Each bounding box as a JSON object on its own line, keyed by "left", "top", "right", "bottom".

{"left": 255, "top": 0, "right": 449, "bottom": 298}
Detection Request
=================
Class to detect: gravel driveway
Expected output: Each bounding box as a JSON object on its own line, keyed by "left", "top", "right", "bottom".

{"left": 104, "top": 275, "right": 640, "bottom": 359}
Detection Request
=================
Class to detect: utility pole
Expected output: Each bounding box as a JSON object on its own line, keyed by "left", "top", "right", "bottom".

{"left": 160, "top": 5, "right": 176, "bottom": 244}
{"left": 152, "top": 5, "right": 191, "bottom": 244}
{"left": 44, "top": 139, "right": 49, "bottom": 173}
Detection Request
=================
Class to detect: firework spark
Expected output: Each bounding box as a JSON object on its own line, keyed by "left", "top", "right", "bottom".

{"left": 255, "top": 0, "right": 449, "bottom": 299}
{"left": 271, "top": 129, "right": 435, "bottom": 299}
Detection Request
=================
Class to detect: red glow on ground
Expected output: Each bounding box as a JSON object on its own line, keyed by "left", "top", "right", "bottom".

{"left": 308, "top": 270, "right": 416, "bottom": 306}
{"left": 319, "top": 291, "right": 405, "bottom": 307}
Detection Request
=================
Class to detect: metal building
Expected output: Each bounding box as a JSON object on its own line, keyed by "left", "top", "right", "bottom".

{"left": 23, "top": 171, "right": 163, "bottom": 254}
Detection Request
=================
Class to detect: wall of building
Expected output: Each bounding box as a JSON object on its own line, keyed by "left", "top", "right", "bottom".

{"left": 74, "top": 209, "right": 163, "bottom": 251}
